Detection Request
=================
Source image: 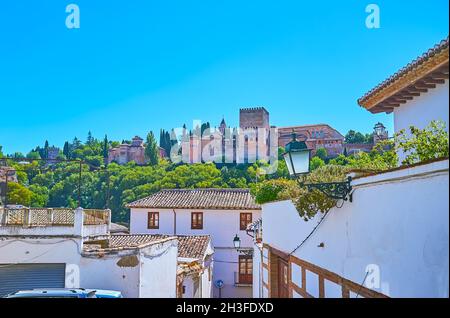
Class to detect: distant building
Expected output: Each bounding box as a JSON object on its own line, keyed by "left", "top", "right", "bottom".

{"left": 181, "top": 107, "right": 273, "bottom": 164}
{"left": 0, "top": 167, "right": 17, "bottom": 206}
{"left": 239, "top": 107, "right": 270, "bottom": 129}
{"left": 159, "top": 147, "right": 167, "bottom": 159}
{"left": 108, "top": 136, "right": 147, "bottom": 165}
{"left": 47, "top": 146, "right": 60, "bottom": 161}
{"left": 342, "top": 122, "right": 389, "bottom": 156}
{"left": 278, "top": 124, "right": 345, "bottom": 158}
{"left": 180, "top": 107, "right": 350, "bottom": 162}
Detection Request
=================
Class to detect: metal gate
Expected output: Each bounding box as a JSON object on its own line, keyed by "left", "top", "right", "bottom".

{"left": 0, "top": 263, "right": 66, "bottom": 296}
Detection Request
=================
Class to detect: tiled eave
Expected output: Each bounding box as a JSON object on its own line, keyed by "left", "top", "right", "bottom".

{"left": 358, "top": 37, "right": 449, "bottom": 114}
{"left": 129, "top": 205, "right": 260, "bottom": 210}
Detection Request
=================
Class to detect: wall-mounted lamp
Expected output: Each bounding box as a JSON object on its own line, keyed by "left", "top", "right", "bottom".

{"left": 233, "top": 234, "right": 253, "bottom": 256}
{"left": 282, "top": 132, "right": 353, "bottom": 202}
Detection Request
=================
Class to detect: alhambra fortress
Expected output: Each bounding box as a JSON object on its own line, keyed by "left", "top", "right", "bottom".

{"left": 108, "top": 107, "right": 387, "bottom": 165}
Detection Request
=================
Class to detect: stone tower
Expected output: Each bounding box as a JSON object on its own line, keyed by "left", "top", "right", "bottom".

{"left": 239, "top": 107, "right": 270, "bottom": 129}
{"left": 219, "top": 118, "right": 227, "bottom": 135}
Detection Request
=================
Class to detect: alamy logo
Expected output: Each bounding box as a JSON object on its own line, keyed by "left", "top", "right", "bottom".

{"left": 66, "top": 4, "right": 80, "bottom": 29}
{"left": 365, "top": 4, "right": 380, "bottom": 29}
{"left": 365, "top": 264, "right": 380, "bottom": 289}
{"left": 65, "top": 263, "right": 80, "bottom": 288}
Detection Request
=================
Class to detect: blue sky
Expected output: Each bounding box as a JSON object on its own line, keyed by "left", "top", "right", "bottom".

{"left": 0, "top": 0, "right": 448, "bottom": 154}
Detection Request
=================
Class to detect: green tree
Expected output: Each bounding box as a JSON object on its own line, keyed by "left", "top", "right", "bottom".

{"left": 30, "top": 184, "right": 49, "bottom": 207}
{"left": 395, "top": 120, "right": 449, "bottom": 165}
{"left": 315, "top": 148, "right": 328, "bottom": 161}
{"left": 44, "top": 140, "right": 49, "bottom": 159}
{"left": 102, "top": 135, "right": 109, "bottom": 160}
{"left": 87, "top": 131, "right": 94, "bottom": 146}
{"left": 310, "top": 156, "right": 325, "bottom": 170}
{"left": 26, "top": 151, "right": 41, "bottom": 160}
{"left": 72, "top": 137, "right": 81, "bottom": 150}
{"left": 252, "top": 178, "right": 299, "bottom": 205}
{"left": 6, "top": 182, "right": 33, "bottom": 206}
{"left": 145, "top": 132, "right": 159, "bottom": 166}
{"left": 12, "top": 152, "right": 24, "bottom": 159}
{"left": 63, "top": 141, "right": 71, "bottom": 159}
{"left": 345, "top": 130, "right": 372, "bottom": 144}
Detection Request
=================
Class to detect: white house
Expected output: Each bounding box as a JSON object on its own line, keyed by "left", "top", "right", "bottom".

{"left": 0, "top": 207, "right": 178, "bottom": 298}
{"left": 128, "top": 188, "right": 262, "bottom": 298}
{"left": 175, "top": 235, "right": 214, "bottom": 298}
{"left": 252, "top": 37, "right": 449, "bottom": 298}
{"left": 358, "top": 37, "right": 449, "bottom": 136}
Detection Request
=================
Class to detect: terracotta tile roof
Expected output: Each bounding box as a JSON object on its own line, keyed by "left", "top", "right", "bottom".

{"left": 126, "top": 188, "right": 261, "bottom": 210}
{"left": 84, "top": 234, "right": 212, "bottom": 260}
{"left": 177, "top": 235, "right": 211, "bottom": 260}
{"left": 358, "top": 36, "right": 449, "bottom": 113}
{"left": 109, "top": 222, "right": 129, "bottom": 234}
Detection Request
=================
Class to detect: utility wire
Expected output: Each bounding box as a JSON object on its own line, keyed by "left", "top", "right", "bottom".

{"left": 288, "top": 209, "right": 330, "bottom": 256}
{"left": 355, "top": 270, "right": 370, "bottom": 298}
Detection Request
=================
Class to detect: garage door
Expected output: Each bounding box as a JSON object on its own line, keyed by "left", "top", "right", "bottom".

{"left": 0, "top": 263, "right": 66, "bottom": 296}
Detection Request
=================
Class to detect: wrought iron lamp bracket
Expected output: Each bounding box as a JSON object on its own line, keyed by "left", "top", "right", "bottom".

{"left": 298, "top": 176, "right": 353, "bottom": 202}
{"left": 236, "top": 249, "right": 254, "bottom": 256}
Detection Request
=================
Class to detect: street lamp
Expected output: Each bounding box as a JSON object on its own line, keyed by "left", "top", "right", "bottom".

{"left": 233, "top": 234, "right": 241, "bottom": 249}
{"left": 373, "top": 122, "right": 386, "bottom": 139}
{"left": 283, "top": 132, "right": 353, "bottom": 202}
{"left": 232, "top": 234, "right": 253, "bottom": 256}
{"left": 282, "top": 132, "right": 311, "bottom": 176}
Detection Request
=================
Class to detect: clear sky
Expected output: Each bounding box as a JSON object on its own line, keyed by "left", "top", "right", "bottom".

{"left": 0, "top": 0, "right": 448, "bottom": 154}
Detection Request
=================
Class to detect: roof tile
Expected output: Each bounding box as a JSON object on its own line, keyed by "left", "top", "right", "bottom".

{"left": 126, "top": 188, "right": 261, "bottom": 210}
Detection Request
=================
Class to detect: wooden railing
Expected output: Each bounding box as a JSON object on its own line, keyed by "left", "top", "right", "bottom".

{"left": 0, "top": 208, "right": 109, "bottom": 227}
{"left": 262, "top": 244, "right": 388, "bottom": 298}
{"left": 288, "top": 255, "right": 388, "bottom": 298}
{"left": 83, "top": 209, "right": 110, "bottom": 225}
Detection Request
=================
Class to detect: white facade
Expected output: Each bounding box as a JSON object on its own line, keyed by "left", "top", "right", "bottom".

{"left": 394, "top": 80, "right": 449, "bottom": 134}
{"left": 130, "top": 207, "right": 261, "bottom": 298}
{"left": 179, "top": 241, "right": 214, "bottom": 298}
{"left": 255, "top": 159, "right": 449, "bottom": 298}
{"left": 0, "top": 208, "right": 178, "bottom": 298}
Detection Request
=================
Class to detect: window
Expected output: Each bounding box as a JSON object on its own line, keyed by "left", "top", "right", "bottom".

{"left": 191, "top": 212, "right": 203, "bottom": 229}
{"left": 240, "top": 213, "right": 252, "bottom": 231}
{"left": 238, "top": 255, "right": 253, "bottom": 284}
{"left": 147, "top": 212, "right": 159, "bottom": 229}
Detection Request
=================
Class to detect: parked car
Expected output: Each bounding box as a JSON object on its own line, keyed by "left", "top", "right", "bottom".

{"left": 3, "top": 288, "right": 123, "bottom": 298}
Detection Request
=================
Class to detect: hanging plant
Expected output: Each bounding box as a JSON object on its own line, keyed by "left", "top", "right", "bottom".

{"left": 293, "top": 165, "right": 349, "bottom": 221}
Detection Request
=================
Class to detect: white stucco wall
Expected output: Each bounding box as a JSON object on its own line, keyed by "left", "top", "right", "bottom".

{"left": 80, "top": 253, "right": 141, "bottom": 297}
{"left": 130, "top": 208, "right": 260, "bottom": 248}
{"left": 0, "top": 237, "right": 83, "bottom": 288}
{"left": 252, "top": 243, "right": 263, "bottom": 298}
{"left": 0, "top": 237, "right": 178, "bottom": 298}
{"left": 138, "top": 239, "right": 178, "bottom": 298}
{"left": 261, "top": 159, "right": 449, "bottom": 298}
{"left": 130, "top": 208, "right": 261, "bottom": 298}
{"left": 394, "top": 80, "right": 449, "bottom": 134}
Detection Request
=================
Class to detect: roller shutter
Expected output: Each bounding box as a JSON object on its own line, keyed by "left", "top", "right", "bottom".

{"left": 0, "top": 263, "right": 66, "bottom": 296}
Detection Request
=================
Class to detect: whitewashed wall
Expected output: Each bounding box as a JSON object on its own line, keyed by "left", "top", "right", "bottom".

{"left": 82, "top": 239, "right": 178, "bottom": 298}
{"left": 138, "top": 239, "right": 178, "bottom": 298}
{"left": 261, "top": 159, "right": 449, "bottom": 298}
{"left": 394, "top": 80, "right": 449, "bottom": 134}
{"left": 130, "top": 208, "right": 260, "bottom": 248}
{"left": 252, "top": 243, "right": 263, "bottom": 298}
{"left": 0, "top": 238, "right": 83, "bottom": 288}
{"left": 0, "top": 237, "right": 178, "bottom": 298}
{"left": 130, "top": 208, "right": 261, "bottom": 298}
{"left": 80, "top": 253, "right": 141, "bottom": 297}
